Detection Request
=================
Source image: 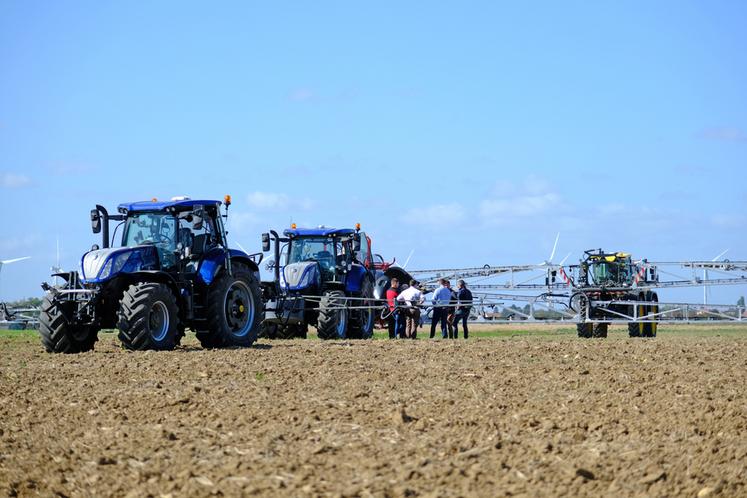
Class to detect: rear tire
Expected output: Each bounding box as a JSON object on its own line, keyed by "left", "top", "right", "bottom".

{"left": 317, "top": 290, "right": 347, "bottom": 340}
{"left": 642, "top": 291, "right": 658, "bottom": 337}
{"left": 281, "top": 324, "right": 307, "bottom": 339}
{"left": 628, "top": 293, "right": 645, "bottom": 337}
{"left": 118, "top": 282, "right": 179, "bottom": 351}
{"left": 260, "top": 322, "right": 307, "bottom": 339}
{"left": 577, "top": 323, "right": 593, "bottom": 338}
{"left": 259, "top": 321, "right": 278, "bottom": 339}
{"left": 39, "top": 294, "right": 98, "bottom": 353}
{"left": 197, "top": 262, "right": 262, "bottom": 348}
{"left": 592, "top": 323, "right": 608, "bottom": 338}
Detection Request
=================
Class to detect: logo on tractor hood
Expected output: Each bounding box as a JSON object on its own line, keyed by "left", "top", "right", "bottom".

{"left": 282, "top": 262, "right": 320, "bottom": 290}
{"left": 81, "top": 246, "right": 157, "bottom": 283}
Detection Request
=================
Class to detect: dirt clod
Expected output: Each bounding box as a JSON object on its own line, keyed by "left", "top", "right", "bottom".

{"left": 576, "top": 468, "right": 595, "bottom": 481}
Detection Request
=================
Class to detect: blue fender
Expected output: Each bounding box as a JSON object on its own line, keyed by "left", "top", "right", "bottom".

{"left": 197, "top": 248, "right": 259, "bottom": 285}
{"left": 345, "top": 264, "right": 369, "bottom": 293}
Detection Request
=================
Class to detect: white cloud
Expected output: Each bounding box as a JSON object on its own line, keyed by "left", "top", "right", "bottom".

{"left": 0, "top": 172, "right": 31, "bottom": 189}
{"left": 402, "top": 203, "right": 465, "bottom": 225}
{"left": 481, "top": 192, "right": 561, "bottom": 218}
{"left": 52, "top": 163, "right": 96, "bottom": 176}
{"left": 288, "top": 88, "right": 315, "bottom": 102}
{"left": 480, "top": 177, "right": 563, "bottom": 221}
{"left": 598, "top": 203, "right": 627, "bottom": 216}
{"left": 245, "top": 191, "right": 315, "bottom": 211}
{"left": 0, "top": 233, "right": 41, "bottom": 252}
{"left": 711, "top": 214, "right": 745, "bottom": 229}
{"left": 229, "top": 211, "right": 263, "bottom": 231}
{"left": 247, "top": 191, "right": 290, "bottom": 210}
{"left": 699, "top": 127, "right": 747, "bottom": 143}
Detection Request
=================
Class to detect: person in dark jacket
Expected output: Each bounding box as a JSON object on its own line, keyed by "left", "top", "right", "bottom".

{"left": 445, "top": 280, "right": 458, "bottom": 339}
{"left": 453, "top": 279, "right": 473, "bottom": 339}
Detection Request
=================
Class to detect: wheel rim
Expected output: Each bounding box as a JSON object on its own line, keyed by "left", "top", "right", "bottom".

{"left": 336, "top": 308, "right": 347, "bottom": 338}
{"left": 361, "top": 282, "right": 374, "bottom": 337}
{"left": 149, "top": 301, "right": 169, "bottom": 342}
{"left": 225, "top": 281, "right": 254, "bottom": 337}
{"left": 363, "top": 306, "right": 373, "bottom": 335}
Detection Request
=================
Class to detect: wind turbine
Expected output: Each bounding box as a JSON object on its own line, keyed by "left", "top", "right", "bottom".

{"left": 704, "top": 249, "right": 729, "bottom": 306}
{"left": 401, "top": 249, "right": 415, "bottom": 269}
{"left": 51, "top": 237, "right": 64, "bottom": 285}
{"left": 538, "top": 233, "right": 571, "bottom": 267}
{"left": 0, "top": 256, "right": 31, "bottom": 300}
{"left": 537, "top": 234, "right": 571, "bottom": 309}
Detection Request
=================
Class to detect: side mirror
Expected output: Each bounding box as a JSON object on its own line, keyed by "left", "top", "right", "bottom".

{"left": 192, "top": 206, "right": 204, "bottom": 231}
{"left": 261, "top": 233, "right": 270, "bottom": 252}
{"left": 353, "top": 235, "right": 361, "bottom": 252}
{"left": 90, "top": 209, "right": 101, "bottom": 234}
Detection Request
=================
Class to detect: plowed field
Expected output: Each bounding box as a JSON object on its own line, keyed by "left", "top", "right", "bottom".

{"left": 1, "top": 326, "right": 745, "bottom": 497}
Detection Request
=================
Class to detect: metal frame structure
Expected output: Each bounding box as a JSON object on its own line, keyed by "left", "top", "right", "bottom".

{"left": 407, "top": 254, "right": 747, "bottom": 325}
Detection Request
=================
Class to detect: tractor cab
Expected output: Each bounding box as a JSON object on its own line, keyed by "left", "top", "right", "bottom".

{"left": 82, "top": 199, "right": 228, "bottom": 283}
{"left": 583, "top": 249, "right": 635, "bottom": 287}
{"left": 279, "top": 226, "right": 365, "bottom": 291}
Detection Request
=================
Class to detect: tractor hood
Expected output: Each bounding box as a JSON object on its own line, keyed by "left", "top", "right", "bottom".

{"left": 81, "top": 246, "right": 159, "bottom": 283}
{"left": 281, "top": 261, "right": 321, "bottom": 291}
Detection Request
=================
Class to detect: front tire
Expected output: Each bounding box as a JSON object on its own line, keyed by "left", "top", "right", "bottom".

{"left": 39, "top": 294, "right": 98, "bottom": 353}
{"left": 575, "top": 293, "right": 592, "bottom": 338}
{"left": 260, "top": 322, "right": 307, "bottom": 339}
{"left": 198, "top": 263, "right": 262, "bottom": 348}
{"left": 118, "top": 282, "right": 180, "bottom": 351}
{"left": 348, "top": 278, "right": 375, "bottom": 339}
{"left": 642, "top": 291, "right": 658, "bottom": 337}
{"left": 317, "top": 290, "right": 347, "bottom": 340}
{"left": 577, "top": 323, "right": 593, "bottom": 338}
{"left": 592, "top": 323, "right": 608, "bottom": 338}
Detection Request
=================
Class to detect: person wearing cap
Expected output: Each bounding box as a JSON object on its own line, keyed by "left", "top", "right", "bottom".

{"left": 396, "top": 279, "right": 425, "bottom": 339}
{"left": 430, "top": 279, "right": 451, "bottom": 339}
{"left": 453, "top": 279, "right": 473, "bottom": 339}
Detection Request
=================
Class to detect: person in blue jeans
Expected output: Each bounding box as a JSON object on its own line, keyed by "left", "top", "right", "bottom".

{"left": 453, "top": 279, "right": 473, "bottom": 339}
{"left": 386, "top": 277, "right": 406, "bottom": 338}
{"left": 429, "top": 279, "right": 452, "bottom": 339}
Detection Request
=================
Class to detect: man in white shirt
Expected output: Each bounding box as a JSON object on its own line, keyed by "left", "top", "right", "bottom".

{"left": 396, "top": 279, "right": 425, "bottom": 339}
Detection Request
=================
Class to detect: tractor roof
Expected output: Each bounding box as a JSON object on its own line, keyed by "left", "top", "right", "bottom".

{"left": 284, "top": 227, "right": 357, "bottom": 237}
{"left": 589, "top": 252, "right": 632, "bottom": 262}
{"left": 118, "top": 199, "right": 222, "bottom": 213}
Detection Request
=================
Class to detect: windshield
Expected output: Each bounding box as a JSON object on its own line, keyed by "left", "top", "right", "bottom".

{"left": 288, "top": 237, "right": 340, "bottom": 280}
{"left": 591, "top": 261, "right": 630, "bottom": 285}
{"left": 123, "top": 212, "right": 178, "bottom": 267}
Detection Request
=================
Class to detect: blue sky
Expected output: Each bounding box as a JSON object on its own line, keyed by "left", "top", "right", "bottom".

{"left": 0, "top": 1, "right": 745, "bottom": 304}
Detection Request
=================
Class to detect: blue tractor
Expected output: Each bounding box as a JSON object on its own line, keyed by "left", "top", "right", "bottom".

{"left": 39, "top": 197, "right": 264, "bottom": 353}
{"left": 260, "top": 225, "right": 376, "bottom": 339}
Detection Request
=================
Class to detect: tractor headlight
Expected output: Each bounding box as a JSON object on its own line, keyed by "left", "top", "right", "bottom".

{"left": 282, "top": 263, "right": 319, "bottom": 290}
{"left": 98, "top": 252, "right": 129, "bottom": 280}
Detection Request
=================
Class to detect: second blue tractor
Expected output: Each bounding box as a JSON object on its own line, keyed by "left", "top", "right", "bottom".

{"left": 260, "top": 225, "right": 376, "bottom": 339}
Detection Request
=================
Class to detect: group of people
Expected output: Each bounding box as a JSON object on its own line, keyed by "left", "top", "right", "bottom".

{"left": 385, "top": 277, "right": 473, "bottom": 339}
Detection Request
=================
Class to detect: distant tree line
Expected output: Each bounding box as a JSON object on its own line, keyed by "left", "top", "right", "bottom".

{"left": 5, "top": 297, "right": 43, "bottom": 308}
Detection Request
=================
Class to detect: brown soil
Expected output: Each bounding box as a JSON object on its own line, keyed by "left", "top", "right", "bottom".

{"left": 1, "top": 331, "right": 745, "bottom": 497}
